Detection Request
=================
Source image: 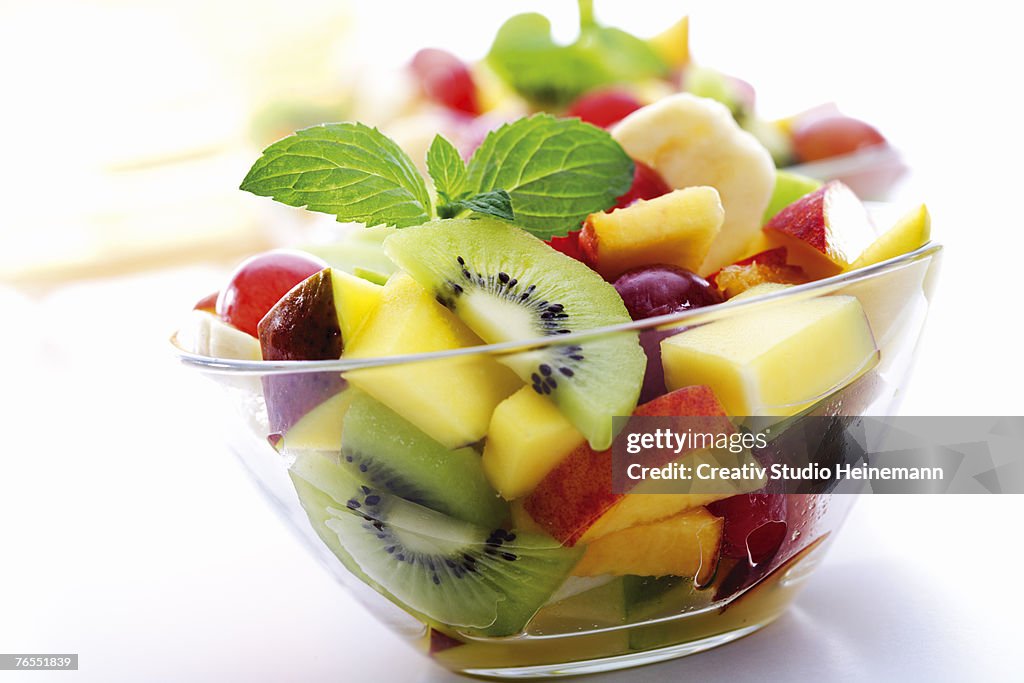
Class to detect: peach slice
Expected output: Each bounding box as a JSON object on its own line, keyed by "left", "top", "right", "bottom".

{"left": 573, "top": 507, "right": 723, "bottom": 584}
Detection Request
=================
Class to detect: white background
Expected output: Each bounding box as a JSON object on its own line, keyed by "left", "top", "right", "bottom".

{"left": 2, "top": 1, "right": 1023, "bottom": 681}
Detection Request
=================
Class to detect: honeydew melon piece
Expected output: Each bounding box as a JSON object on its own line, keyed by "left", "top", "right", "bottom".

{"left": 482, "top": 387, "right": 585, "bottom": 500}
{"left": 661, "top": 294, "right": 878, "bottom": 416}
{"left": 343, "top": 272, "right": 522, "bottom": 449}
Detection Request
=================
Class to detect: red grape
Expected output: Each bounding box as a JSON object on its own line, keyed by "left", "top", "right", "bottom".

{"left": 707, "top": 493, "right": 787, "bottom": 564}
{"left": 614, "top": 265, "right": 722, "bottom": 401}
{"left": 791, "top": 115, "right": 886, "bottom": 163}
{"left": 409, "top": 48, "right": 479, "bottom": 116}
{"left": 215, "top": 250, "right": 327, "bottom": 338}
{"left": 613, "top": 265, "right": 722, "bottom": 320}
{"left": 614, "top": 161, "right": 672, "bottom": 209}
{"left": 566, "top": 88, "right": 643, "bottom": 129}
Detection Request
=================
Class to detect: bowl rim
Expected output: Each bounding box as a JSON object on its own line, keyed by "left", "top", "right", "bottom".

{"left": 171, "top": 242, "right": 942, "bottom": 375}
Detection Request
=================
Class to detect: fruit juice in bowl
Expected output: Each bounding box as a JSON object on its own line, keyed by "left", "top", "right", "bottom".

{"left": 174, "top": 89, "right": 939, "bottom": 677}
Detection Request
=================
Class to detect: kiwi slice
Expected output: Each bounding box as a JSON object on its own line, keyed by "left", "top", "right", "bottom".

{"left": 291, "top": 450, "right": 582, "bottom": 636}
{"left": 384, "top": 218, "right": 645, "bottom": 450}
{"left": 340, "top": 392, "right": 508, "bottom": 529}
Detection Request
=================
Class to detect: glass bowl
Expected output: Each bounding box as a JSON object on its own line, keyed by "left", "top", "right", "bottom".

{"left": 172, "top": 241, "right": 941, "bottom": 678}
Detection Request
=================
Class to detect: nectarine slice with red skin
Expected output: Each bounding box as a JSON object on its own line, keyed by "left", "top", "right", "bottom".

{"left": 763, "top": 181, "right": 876, "bottom": 278}
{"left": 522, "top": 385, "right": 734, "bottom": 546}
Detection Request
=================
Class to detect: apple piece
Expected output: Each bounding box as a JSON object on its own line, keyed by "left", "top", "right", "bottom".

{"left": 216, "top": 249, "right": 328, "bottom": 337}
{"left": 257, "top": 268, "right": 346, "bottom": 435}
{"left": 522, "top": 386, "right": 756, "bottom": 546}
{"left": 708, "top": 248, "right": 808, "bottom": 299}
{"left": 482, "top": 387, "right": 586, "bottom": 500}
{"left": 277, "top": 390, "right": 356, "bottom": 453}
{"left": 612, "top": 94, "right": 776, "bottom": 275}
{"left": 764, "top": 181, "right": 877, "bottom": 278}
{"left": 661, "top": 294, "right": 878, "bottom": 417}
{"left": 849, "top": 204, "right": 930, "bottom": 270}
{"left": 579, "top": 187, "right": 724, "bottom": 279}
{"left": 763, "top": 170, "right": 822, "bottom": 224}
{"left": 573, "top": 507, "right": 723, "bottom": 584}
{"left": 343, "top": 272, "right": 522, "bottom": 449}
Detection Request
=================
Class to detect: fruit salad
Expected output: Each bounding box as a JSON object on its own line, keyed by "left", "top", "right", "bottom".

{"left": 177, "top": 90, "right": 936, "bottom": 675}
{"left": 370, "top": 2, "right": 904, "bottom": 200}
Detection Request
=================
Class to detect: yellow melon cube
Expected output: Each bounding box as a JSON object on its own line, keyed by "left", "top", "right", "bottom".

{"left": 661, "top": 295, "right": 878, "bottom": 416}
{"left": 330, "top": 270, "right": 383, "bottom": 342}
{"left": 483, "top": 387, "right": 585, "bottom": 500}
{"left": 343, "top": 273, "right": 522, "bottom": 448}
{"left": 580, "top": 187, "right": 724, "bottom": 279}
{"left": 849, "top": 204, "right": 931, "bottom": 271}
{"left": 279, "top": 390, "right": 357, "bottom": 453}
{"left": 574, "top": 507, "right": 723, "bottom": 583}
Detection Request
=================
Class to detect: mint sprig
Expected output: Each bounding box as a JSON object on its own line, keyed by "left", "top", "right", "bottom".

{"left": 466, "top": 114, "right": 633, "bottom": 236}
{"left": 241, "top": 116, "right": 633, "bottom": 237}
{"left": 486, "top": 1, "right": 668, "bottom": 107}
{"left": 240, "top": 122, "right": 431, "bottom": 228}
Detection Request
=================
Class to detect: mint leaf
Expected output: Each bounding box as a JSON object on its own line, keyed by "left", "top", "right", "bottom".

{"left": 241, "top": 123, "right": 431, "bottom": 228}
{"left": 465, "top": 115, "right": 633, "bottom": 238}
{"left": 426, "top": 134, "right": 467, "bottom": 202}
{"left": 451, "top": 190, "right": 515, "bottom": 221}
{"left": 486, "top": 11, "right": 667, "bottom": 107}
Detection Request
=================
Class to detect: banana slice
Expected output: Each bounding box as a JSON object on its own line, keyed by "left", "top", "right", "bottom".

{"left": 180, "top": 309, "right": 261, "bottom": 361}
{"left": 612, "top": 93, "right": 775, "bottom": 275}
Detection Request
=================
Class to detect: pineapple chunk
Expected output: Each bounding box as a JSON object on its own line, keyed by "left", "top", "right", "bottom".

{"left": 483, "top": 387, "right": 585, "bottom": 500}
{"left": 661, "top": 294, "right": 878, "bottom": 416}
{"left": 344, "top": 273, "right": 522, "bottom": 448}
{"left": 580, "top": 187, "right": 724, "bottom": 279}
{"left": 574, "top": 507, "right": 723, "bottom": 583}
